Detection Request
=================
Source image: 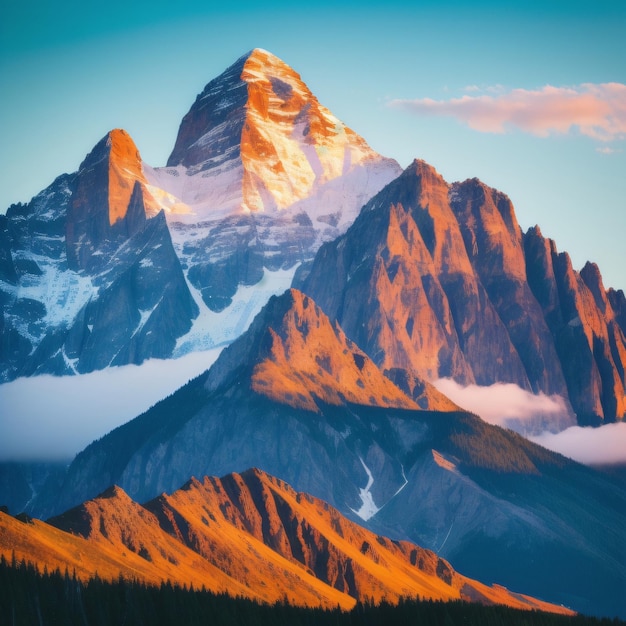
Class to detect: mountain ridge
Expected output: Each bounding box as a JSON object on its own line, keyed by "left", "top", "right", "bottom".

{"left": 298, "top": 158, "right": 626, "bottom": 426}
{"left": 0, "top": 48, "right": 400, "bottom": 382}
{"left": 0, "top": 468, "right": 575, "bottom": 614}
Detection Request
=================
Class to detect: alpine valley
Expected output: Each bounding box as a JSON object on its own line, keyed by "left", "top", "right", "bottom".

{"left": 1, "top": 49, "right": 625, "bottom": 620}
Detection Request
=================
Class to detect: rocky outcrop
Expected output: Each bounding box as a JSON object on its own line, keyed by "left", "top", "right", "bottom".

{"left": 300, "top": 160, "right": 625, "bottom": 425}
{"left": 524, "top": 228, "right": 626, "bottom": 424}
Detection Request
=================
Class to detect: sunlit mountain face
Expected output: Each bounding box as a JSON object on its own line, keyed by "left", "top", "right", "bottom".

{"left": 1, "top": 48, "right": 625, "bottom": 621}
{"left": 0, "top": 469, "right": 575, "bottom": 615}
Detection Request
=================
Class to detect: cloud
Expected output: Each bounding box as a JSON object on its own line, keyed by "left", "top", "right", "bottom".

{"left": 530, "top": 423, "right": 626, "bottom": 466}
{"left": 0, "top": 349, "right": 222, "bottom": 461}
{"left": 390, "top": 82, "right": 626, "bottom": 141}
{"left": 596, "top": 146, "right": 623, "bottom": 154}
{"left": 432, "top": 378, "right": 573, "bottom": 434}
{"left": 432, "top": 379, "right": 626, "bottom": 465}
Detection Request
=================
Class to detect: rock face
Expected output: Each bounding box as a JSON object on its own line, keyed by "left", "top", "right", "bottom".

{"left": 65, "top": 129, "right": 162, "bottom": 272}
{"left": 206, "top": 288, "right": 454, "bottom": 413}
{"left": 0, "top": 130, "right": 197, "bottom": 379}
{"left": 525, "top": 229, "right": 626, "bottom": 424}
{"left": 299, "top": 160, "right": 626, "bottom": 426}
{"left": 160, "top": 48, "right": 400, "bottom": 222}
{"left": 28, "top": 288, "right": 626, "bottom": 618}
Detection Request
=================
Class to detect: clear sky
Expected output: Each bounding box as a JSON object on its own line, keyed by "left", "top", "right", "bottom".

{"left": 1, "top": 0, "right": 625, "bottom": 290}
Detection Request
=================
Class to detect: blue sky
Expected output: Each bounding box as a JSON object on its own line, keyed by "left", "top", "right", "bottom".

{"left": 1, "top": 0, "right": 625, "bottom": 290}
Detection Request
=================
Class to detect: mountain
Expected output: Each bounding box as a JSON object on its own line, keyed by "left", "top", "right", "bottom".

{"left": 0, "top": 469, "right": 574, "bottom": 614}
{"left": 297, "top": 160, "right": 626, "bottom": 427}
{"left": 28, "top": 288, "right": 626, "bottom": 617}
{"left": 0, "top": 49, "right": 400, "bottom": 382}
{"left": 157, "top": 48, "right": 399, "bottom": 224}
{"left": 1, "top": 129, "right": 197, "bottom": 379}
{"left": 31, "top": 289, "right": 452, "bottom": 518}
{"left": 146, "top": 48, "right": 401, "bottom": 318}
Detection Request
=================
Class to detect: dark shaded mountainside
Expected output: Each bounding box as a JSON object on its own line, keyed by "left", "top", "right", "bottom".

{"left": 0, "top": 468, "right": 575, "bottom": 615}
{"left": 28, "top": 289, "right": 626, "bottom": 618}
{"left": 0, "top": 130, "right": 198, "bottom": 377}
{"left": 296, "top": 159, "right": 626, "bottom": 427}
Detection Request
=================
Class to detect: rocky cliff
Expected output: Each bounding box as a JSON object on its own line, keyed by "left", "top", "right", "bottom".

{"left": 0, "top": 130, "right": 197, "bottom": 379}
{"left": 299, "top": 159, "right": 626, "bottom": 426}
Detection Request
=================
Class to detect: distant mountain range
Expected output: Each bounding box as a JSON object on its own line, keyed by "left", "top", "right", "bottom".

{"left": 0, "top": 48, "right": 399, "bottom": 380}
{"left": 1, "top": 49, "right": 625, "bottom": 620}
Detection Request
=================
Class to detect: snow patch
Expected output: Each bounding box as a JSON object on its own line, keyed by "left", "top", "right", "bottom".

{"left": 174, "top": 265, "right": 298, "bottom": 356}
{"left": 349, "top": 457, "right": 380, "bottom": 522}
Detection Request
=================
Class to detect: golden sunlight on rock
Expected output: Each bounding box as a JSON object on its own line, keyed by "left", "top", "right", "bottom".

{"left": 251, "top": 289, "right": 419, "bottom": 412}
{"left": 107, "top": 129, "right": 160, "bottom": 224}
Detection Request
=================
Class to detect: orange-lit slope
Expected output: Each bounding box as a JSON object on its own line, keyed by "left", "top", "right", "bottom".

{"left": 1, "top": 471, "right": 573, "bottom": 615}
{"left": 42, "top": 486, "right": 251, "bottom": 595}
{"left": 149, "top": 468, "right": 573, "bottom": 614}
{"left": 66, "top": 128, "right": 164, "bottom": 270}
{"left": 239, "top": 48, "right": 386, "bottom": 213}
{"left": 161, "top": 48, "right": 400, "bottom": 221}
{"left": 0, "top": 505, "right": 233, "bottom": 593}
{"left": 72, "top": 128, "right": 160, "bottom": 227}
{"left": 106, "top": 129, "right": 161, "bottom": 224}
{"left": 206, "top": 288, "right": 455, "bottom": 412}
{"left": 251, "top": 289, "right": 422, "bottom": 412}
{"left": 43, "top": 486, "right": 349, "bottom": 608}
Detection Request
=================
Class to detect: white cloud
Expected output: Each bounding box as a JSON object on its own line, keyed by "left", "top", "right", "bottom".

{"left": 432, "top": 378, "right": 626, "bottom": 466}
{"left": 390, "top": 82, "right": 626, "bottom": 142}
{"left": 596, "top": 146, "right": 623, "bottom": 154}
{"left": 530, "top": 423, "right": 626, "bottom": 466}
{"left": 432, "top": 378, "right": 574, "bottom": 434}
{"left": 0, "top": 349, "right": 222, "bottom": 461}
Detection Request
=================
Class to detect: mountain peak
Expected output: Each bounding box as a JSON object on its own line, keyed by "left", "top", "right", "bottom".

{"left": 66, "top": 128, "right": 162, "bottom": 270}
{"left": 75, "top": 127, "right": 159, "bottom": 226}
{"left": 242, "top": 47, "right": 290, "bottom": 70}
{"left": 206, "top": 288, "right": 421, "bottom": 412}
{"left": 160, "top": 49, "right": 399, "bottom": 220}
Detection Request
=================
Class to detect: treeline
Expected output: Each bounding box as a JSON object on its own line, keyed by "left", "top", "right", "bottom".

{"left": 1, "top": 556, "right": 623, "bottom": 626}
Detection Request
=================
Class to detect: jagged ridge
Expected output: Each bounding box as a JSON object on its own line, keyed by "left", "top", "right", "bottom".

{"left": 299, "top": 159, "right": 626, "bottom": 426}
{"left": 1, "top": 469, "right": 573, "bottom": 614}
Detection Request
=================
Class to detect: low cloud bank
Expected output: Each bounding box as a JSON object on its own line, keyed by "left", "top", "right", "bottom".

{"left": 0, "top": 349, "right": 222, "bottom": 461}
{"left": 530, "top": 423, "right": 626, "bottom": 466}
{"left": 390, "top": 82, "right": 626, "bottom": 142}
{"left": 433, "top": 378, "right": 626, "bottom": 465}
{"left": 432, "top": 378, "right": 572, "bottom": 433}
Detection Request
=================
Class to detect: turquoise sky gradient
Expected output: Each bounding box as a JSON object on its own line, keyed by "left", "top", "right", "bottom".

{"left": 1, "top": 0, "right": 625, "bottom": 289}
